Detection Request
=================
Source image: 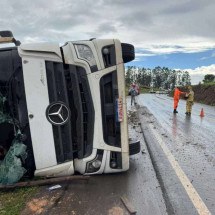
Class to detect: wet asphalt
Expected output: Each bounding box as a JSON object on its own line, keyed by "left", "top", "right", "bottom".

{"left": 22, "top": 100, "right": 167, "bottom": 215}
{"left": 137, "top": 94, "right": 215, "bottom": 215}
{"left": 22, "top": 94, "right": 215, "bottom": 215}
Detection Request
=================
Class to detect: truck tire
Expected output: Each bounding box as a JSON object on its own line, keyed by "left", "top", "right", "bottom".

{"left": 121, "top": 43, "right": 135, "bottom": 63}
{"left": 129, "top": 140, "right": 140, "bottom": 155}
{"left": 0, "top": 31, "right": 13, "bottom": 37}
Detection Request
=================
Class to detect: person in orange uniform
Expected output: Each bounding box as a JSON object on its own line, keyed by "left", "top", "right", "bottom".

{"left": 173, "top": 86, "right": 185, "bottom": 113}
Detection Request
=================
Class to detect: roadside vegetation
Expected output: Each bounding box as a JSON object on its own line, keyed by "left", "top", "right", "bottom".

{"left": 202, "top": 74, "right": 215, "bottom": 84}
{"left": 0, "top": 187, "right": 38, "bottom": 215}
{"left": 168, "top": 83, "right": 215, "bottom": 106}
{"left": 139, "top": 87, "right": 151, "bottom": 94}
{"left": 125, "top": 66, "right": 191, "bottom": 89}
{"left": 191, "top": 82, "right": 215, "bottom": 106}
{"left": 126, "top": 85, "right": 152, "bottom": 95}
{"left": 183, "top": 75, "right": 215, "bottom": 106}
{"left": 201, "top": 82, "right": 215, "bottom": 86}
{"left": 125, "top": 68, "right": 215, "bottom": 106}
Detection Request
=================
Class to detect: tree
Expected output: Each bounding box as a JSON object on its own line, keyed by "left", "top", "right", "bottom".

{"left": 125, "top": 66, "right": 133, "bottom": 85}
{"left": 125, "top": 66, "right": 191, "bottom": 89}
{"left": 181, "top": 71, "right": 191, "bottom": 86}
{"left": 203, "top": 74, "right": 215, "bottom": 83}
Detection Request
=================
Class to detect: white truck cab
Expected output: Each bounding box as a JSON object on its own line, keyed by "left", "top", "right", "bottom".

{"left": 0, "top": 31, "right": 140, "bottom": 177}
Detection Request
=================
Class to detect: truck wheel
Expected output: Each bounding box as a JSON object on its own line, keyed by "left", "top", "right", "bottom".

{"left": 129, "top": 140, "right": 140, "bottom": 155}
{"left": 121, "top": 43, "right": 135, "bottom": 63}
{"left": 0, "top": 31, "right": 13, "bottom": 37}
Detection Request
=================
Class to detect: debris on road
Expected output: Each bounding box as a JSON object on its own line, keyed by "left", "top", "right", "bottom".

{"left": 127, "top": 110, "right": 139, "bottom": 124}
{"left": 0, "top": 175, "right": 90, "bottom": 190}
{"left": 120, "top": 196, "right": 137, "bottom": 214}
{"left": 141, "top": 149, "right": 146, "bottom": 154}
{"left": 48, "top": 184, "right": 62, "bottom": 191}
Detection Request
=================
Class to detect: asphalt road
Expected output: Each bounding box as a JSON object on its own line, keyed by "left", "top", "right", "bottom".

{"left": 21, "top": 94, "right": 214, "bottom": 215}
{"left": 22, "top": 102, "right": 167, "bottom": 215}
{"left": 137, "top": 94, "right": 215, "bottom": 215}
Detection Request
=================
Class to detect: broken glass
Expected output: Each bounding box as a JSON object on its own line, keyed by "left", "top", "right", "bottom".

{"left": 0, "top": 94, "right": 12, "bottom": 124}
{"left": 0, "top": 94, "right": 27, "bottom": 185}
{"left": 0, "top": 140, "right": 27, "bottom": 185}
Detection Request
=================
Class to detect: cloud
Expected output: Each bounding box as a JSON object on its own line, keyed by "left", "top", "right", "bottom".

{"left": 200, "top": 51, "right": 215, "bottom": 61}
{"left": 200, "top": 56, "right": 209, "bottom": 61}
{"left": 136, "top": 41, "right": 215, "bottom": 55}
{"left": 183, "top": 64, "right": 215, "bottom": 84}
{"left": 161, "top": 1, "right": 208, "bottom": 15}
{"left": 135, "top": 53, "right": 155, "bottom": 57}
{"left": 133, "top": 57, "right": 141, "bottom": 62}
{"left": 0, "top": 0, "right": 215, "bottom": 55}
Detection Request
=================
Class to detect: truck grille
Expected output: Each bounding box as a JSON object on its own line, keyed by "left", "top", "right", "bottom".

{"left": 45, "top": 62, "right": 94, "bottom": 162}
{"left": 100, "top": 71, "right": 121, "bottom": 147}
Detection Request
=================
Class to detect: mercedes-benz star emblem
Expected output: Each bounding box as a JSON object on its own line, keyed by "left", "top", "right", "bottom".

{"left": 46, "top": 102, "right": 70, "bottom": 126}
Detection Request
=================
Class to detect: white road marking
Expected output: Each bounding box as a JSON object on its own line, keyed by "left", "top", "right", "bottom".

{"left": 149, "top": 123, "right": 212, "bottom": 215}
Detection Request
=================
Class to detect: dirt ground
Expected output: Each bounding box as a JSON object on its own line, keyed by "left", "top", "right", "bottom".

{"left": 179, "top": 84, "right": 215, "bottom": 106}
{"left": 191, "top": 84, "right": 215, "bottom": 105}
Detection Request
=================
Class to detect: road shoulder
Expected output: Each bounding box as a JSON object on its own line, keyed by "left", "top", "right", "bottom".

{"left": 138, "top": 106, "right": 209, "bottom": 215}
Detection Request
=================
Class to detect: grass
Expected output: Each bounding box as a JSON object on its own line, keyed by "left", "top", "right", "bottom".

{"left": 194, "top": 82, "right": 215, "bottom": 87}
{"left": 202, "top": 82, "right": 215, "bottom": 86}
{"left": 0, "top": 187, "right": 38, "bottom": 215}
{"left": 140, "top": 88, "right": 150, "bottom": 94}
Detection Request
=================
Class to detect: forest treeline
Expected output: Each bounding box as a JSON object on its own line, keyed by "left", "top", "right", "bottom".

{"left": 125, "top": 66, "right": 191, "bottom": 90}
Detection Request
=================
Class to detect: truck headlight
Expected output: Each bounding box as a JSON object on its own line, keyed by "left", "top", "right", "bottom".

{"left": 86, "top": 150, "right": 103, "bottom": 173}
{"left": 92, "top": 160, "right": 102, "bottom": 169}
{"left": 75, "top": 44, "right": 96, "bottom": 67}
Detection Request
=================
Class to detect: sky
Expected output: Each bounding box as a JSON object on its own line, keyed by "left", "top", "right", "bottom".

{"left": 0, "top": 0, "right": 215, "bottom": 84}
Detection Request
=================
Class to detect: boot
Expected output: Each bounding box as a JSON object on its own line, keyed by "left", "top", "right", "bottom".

{"left": 173, "top": 109, "right": 178, "bottom": 113}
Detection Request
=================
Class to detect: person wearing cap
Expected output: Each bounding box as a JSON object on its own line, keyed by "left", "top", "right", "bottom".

{"left": 185, "top": 86, "right": 194, "bottom": 115}
{"left": 173, "top": 85, "right": 185, "bottom": 113}
{"left": 129, "top": 84, "right": 138, "bottom": 105}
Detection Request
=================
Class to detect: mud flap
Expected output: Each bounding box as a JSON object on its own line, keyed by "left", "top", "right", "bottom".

{"left": 129, "top": 140, "right": 140, "bottom": 155}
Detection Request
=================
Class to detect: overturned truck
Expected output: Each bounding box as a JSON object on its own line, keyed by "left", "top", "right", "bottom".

{"left": 0, "top": 31, "right": 140, "bottom": 179}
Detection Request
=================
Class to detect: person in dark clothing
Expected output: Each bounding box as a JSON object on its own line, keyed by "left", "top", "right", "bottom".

{"left": 129, "top": 84, "right": 138, "bottom": 105}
